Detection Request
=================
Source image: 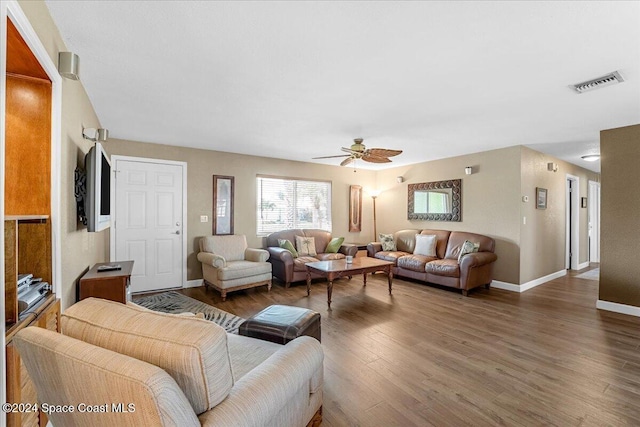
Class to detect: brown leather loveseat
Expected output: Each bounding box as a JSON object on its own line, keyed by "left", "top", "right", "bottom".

{"left": 265, "top": 229, "right": 358, "bottom": 287}
{"left": 367, "top": 229, "right": 497, "bottom": 296}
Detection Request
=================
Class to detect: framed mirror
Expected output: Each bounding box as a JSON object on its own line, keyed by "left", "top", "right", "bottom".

{"left": 213, "top": 175, "right": 234, "bottom": 235}
{"left": 408, "top": 179, "right": 461, "bottom": 221}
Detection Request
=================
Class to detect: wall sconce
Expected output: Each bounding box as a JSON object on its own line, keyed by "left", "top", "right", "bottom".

{"left": 58, "top": 52, "right": 80, "bottom": 80}
{"left": 396, "top": 176, "right": 404, "bottom": 183}
{"left": 547, "top": 162, "right": 558, "bottom": 172}
{"left": 464, "top": 167, "right": 473, "bottom": 175}
{"left": 82, "top": 128, "right": 109, "bottom": 142}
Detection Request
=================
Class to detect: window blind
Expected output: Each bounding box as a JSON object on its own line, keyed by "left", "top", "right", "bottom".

{"left": 257, "top": 176, "right": 332, "bottom": 235}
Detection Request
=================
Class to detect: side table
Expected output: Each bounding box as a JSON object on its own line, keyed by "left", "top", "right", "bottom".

{"left": 78, "top": 261, "right": 135, "bottom": 303}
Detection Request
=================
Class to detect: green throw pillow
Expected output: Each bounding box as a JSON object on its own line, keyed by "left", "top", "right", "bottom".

{"left": 325, "top": 237, "right": 344, "bottom": 253}
{"left": 379, "top": 233, "right": 396, "bottom": 251}
{"left": 458, "top": 240, "right": 480, "bottom": 263}
{"left": 278, "top": 239, "right": 298, "bottom": 258}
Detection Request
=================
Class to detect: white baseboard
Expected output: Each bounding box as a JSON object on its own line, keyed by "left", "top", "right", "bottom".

{"left": 490, "top": 280, "right": 520, "bottom": 292}
{"left": 596, "top": 300, "right": 640, "bottom": 318}
{"left": 185, "top": 279, "right": 203, "bottom": 288}
{"left": 491, "top": 269, "right": 567, "bottom": 293}
{"left": 577, "top": 261, "right": 590, "bottom": 270}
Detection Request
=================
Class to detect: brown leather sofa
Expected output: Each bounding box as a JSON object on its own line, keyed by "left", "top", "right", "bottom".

{"left": 367, "top": 229, "right": 497, "bottom": 296}
{"left": 265, "top": 229, "right": 358, "bottom": 287}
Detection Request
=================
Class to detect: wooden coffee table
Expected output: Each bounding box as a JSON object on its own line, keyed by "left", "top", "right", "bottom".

{"left": 305, "top": 257, "right": 394, "bottom": 309}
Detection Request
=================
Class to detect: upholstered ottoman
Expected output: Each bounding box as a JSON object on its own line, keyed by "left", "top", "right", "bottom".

{"left": 238, "top": 305, "right": 321, "bottom": 344}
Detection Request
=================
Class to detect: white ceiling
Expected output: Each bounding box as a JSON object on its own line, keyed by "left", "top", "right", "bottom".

{"left": 45, "top": 1, "right": 640, "bottom": 173}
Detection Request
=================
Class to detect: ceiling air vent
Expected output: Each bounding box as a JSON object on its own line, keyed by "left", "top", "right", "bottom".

{"left": 570, "top": 71, "right": 624, "bottom": 93}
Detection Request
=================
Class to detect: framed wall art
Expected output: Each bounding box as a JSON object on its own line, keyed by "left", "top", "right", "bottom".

{"left": 349, "top": 185, "right": 362, "bottom": 232}
{"left": 213, "top": 175, "right": 234, "bottom": 235}
{"left": 536, "top": 187, "right": 547, "bottom": 210}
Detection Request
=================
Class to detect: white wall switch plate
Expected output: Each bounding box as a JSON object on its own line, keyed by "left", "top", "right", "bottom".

{"left": 200, "top": 215, "right": 208, "bottom": 223}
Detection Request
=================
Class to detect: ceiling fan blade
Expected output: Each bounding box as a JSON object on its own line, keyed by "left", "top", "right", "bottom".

{"left": 312, "top": 154, "right": 351, "bottom": 159}
{"left": 367, "top": 148, "right": 403, "bottom": 158}
{"left": 363, "top": 156, "right": 392, "bottom": 164}
{"left": 340, "top": 157, "right": 356, "bottom": 167}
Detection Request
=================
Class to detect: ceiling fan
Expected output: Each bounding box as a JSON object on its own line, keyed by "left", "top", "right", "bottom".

{"left": 313, "top": 138, "right": 403, "bottom": 167}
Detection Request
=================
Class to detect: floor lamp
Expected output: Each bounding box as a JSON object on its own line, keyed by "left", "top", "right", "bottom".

{"left": 370, "top": 190, "right": 381, "bottom": 239}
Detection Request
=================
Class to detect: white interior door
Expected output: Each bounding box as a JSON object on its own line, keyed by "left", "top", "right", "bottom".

{"left": 112, "top": 157, "right": 186, "bottom": 293}
{"left": 588, "top": 180, "right": 601, "bottom": 263}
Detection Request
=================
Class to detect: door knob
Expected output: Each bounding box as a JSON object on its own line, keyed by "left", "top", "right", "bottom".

{"left": 172, "top": 230, "right": 181, "bottom": 235}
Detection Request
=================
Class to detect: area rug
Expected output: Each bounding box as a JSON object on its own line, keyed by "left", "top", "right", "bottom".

{"left": 133, "top": 291, "right": 245, "bottom": 333}
{"left": 575, "top": 268, "right": 599, "bottom": 281}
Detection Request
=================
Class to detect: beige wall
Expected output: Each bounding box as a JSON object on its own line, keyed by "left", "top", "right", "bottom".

{"left": 375, "top": 146, "right": 522, "bottom": 284}
{"left": 600, "top": 124, "right": 640, "bottom": 307}
{"left": 18, "top": 0, "right": 109, "bottom": 311}
{"left": 102, "top": 139, "right": 377, "bottom": 282}
{"left": 519, "top": 147, "right": 599, "bottom": 283}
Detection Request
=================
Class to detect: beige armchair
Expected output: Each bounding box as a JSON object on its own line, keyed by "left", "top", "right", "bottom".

{"left": 197, "top": 235, "right": 272, "bottom": 301}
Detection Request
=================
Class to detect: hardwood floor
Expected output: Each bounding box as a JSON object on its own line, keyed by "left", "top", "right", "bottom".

{"left": 179, "top": 267, "right": 640, "bottom": 426}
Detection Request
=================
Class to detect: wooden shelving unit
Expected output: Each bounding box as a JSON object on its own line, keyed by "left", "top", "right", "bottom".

{"left": 4, "top": 217, "right": 52, "bottom": 330}
{"left": 4, "top": 17, "right": 59, "bottom": 427}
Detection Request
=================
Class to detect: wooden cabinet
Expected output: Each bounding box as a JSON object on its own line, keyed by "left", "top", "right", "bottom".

{"left": 4, "top": 16, "right": 58, "bottom": 427}
{"left": 4, "top": 217, "right": 52, "bottom": 329}
{"left": 6, "top": 297, "right": 59, "bottom": 427}
{"left": 4, "top": 217, "right": 58, "bottom": 427}
{"left": 79, "top": 261, "right": 135, "bottom": 304}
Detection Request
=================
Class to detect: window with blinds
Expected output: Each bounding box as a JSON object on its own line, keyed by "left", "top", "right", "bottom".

{"left": 257, "top": 175, "right": 332, "bottom": 235}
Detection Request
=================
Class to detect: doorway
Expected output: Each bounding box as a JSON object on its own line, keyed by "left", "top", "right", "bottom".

{"left": 588, "top": 180, "right": 601, "bottom": 263}
{"left": 110, "top": 156, "right": 187, "bottom": 293}
{"left": 565, "top": 175, "right": 580, "bottom": 270}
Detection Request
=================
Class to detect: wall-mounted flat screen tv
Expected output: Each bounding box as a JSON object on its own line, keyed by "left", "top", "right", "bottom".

{"left": 84, "top": 142, "right": 111, "bottom": 232}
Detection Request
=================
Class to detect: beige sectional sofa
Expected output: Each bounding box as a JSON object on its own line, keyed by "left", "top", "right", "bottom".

{"left": 14, "top": 298, "right": 323, "bottom": 427}
{"left": 367, "top": 229, "right": 497, "bottom": 296}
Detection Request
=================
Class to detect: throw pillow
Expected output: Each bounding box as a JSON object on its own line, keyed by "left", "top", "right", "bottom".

{"left": 414, "top": 234, "right": 437, "bottom": 257}
{"left": 458, "top": 239, "right": 480, "bottom": 263}
{"left": 295, "top": 235, "right": 317, "bottom": 257}
{"left": 379, "top": 233, "right": 396, "bottom": 251}
{"left": 278, "top": 239, "right": 298, "bottom": 258}
{"left": 325, "top": 237, "right": 345, "bottom": 253}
